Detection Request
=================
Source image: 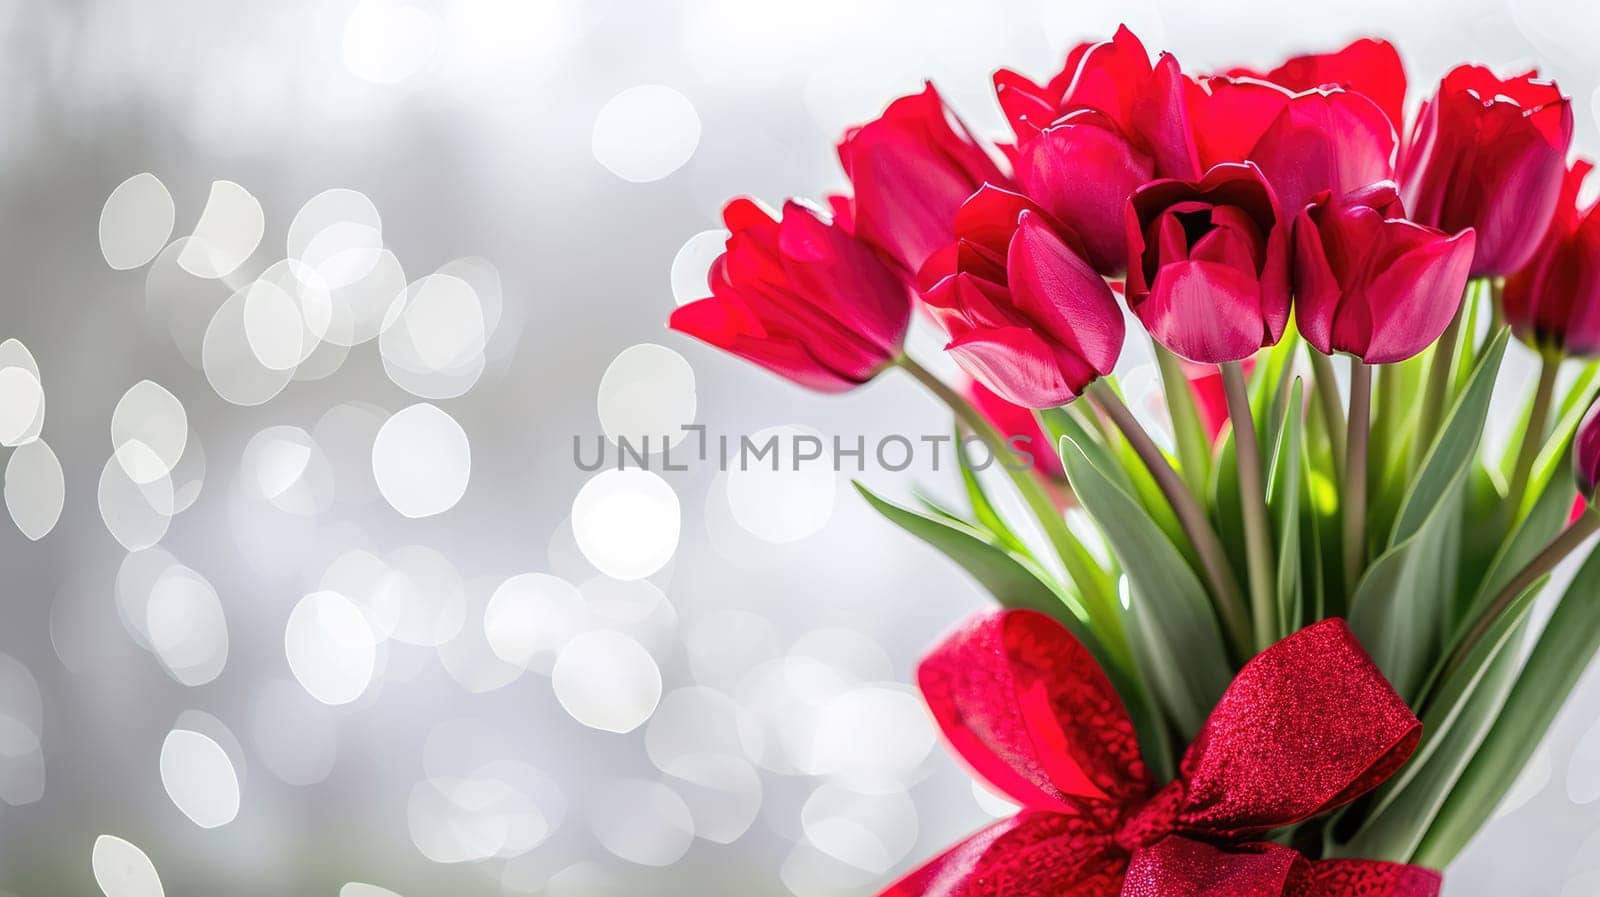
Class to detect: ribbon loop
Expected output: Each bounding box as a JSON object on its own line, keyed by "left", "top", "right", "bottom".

{"left": 917, "top": 610, "right": 1151, "bottom": 812}
{"left": 1176, "top": 619, "right": 1422, "bottom": 836}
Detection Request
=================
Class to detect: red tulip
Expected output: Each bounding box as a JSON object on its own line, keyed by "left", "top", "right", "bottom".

{"left": 669, "top": 198, "right": 912, "bottom": 392}
{"left": 1008, "top": 108, "right": 1155, "bottom": 276}
{"left": 1227, "top": 37, "right": 1408, "bottom": 134}
{"left": 837, "top": 83, "right": 1009, "bottom": 277}
{"left": 1188, "top": 79, "right": 1395, "bottom": 220}
{"left": 1502, "top": 161, "right": 1600, "bottom": 357}
{"left": 994, "top": 26, "right": 1198, "bottom": 181}
{"left": 923, "top": 186, "right": 1124, "bottom": 408}
{"left": 1249, "top": 88, "right": 1396, "bottom": 220}
{"left": 1126, "top": 162, "right": 1292, "bottom": 364}
{"left": 1576, "top": 397, "right": 1600, "bottom": 502}
{"left": 965, "top": 378, "right": 1066, "bottom": 480}
{"left": 1294, "top": 182, "right": 1476, "bottom": 363}
{"left": 1399, "top": 65, "right": 1573, "bottom": 277}
{"left": 995, "top": 26, "right": 1197, "bottom": 275}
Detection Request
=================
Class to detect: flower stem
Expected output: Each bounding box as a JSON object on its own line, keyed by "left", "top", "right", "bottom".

{"left": 1220, "top": 361, "right": 1277, "bottom": 651}
{"left": 1415, "top": 295, "right": 1468, "bottom": 467}
{"left": 1153, "top": 345, "right": 1212, "bottom": 500}
{"left": 896, "top": 358, "right": 1121, "bottom": 636}
{"left": 1308, "top": 349, "right": 1347, "bottom": 483}
{"left": 1439, "top": 508, "right": 1600, "bottom": 686}
{"left": 1505, "top": 356, "right": 1560, "bottom": 522}
{"left": 1087, "top": 379, "right": 1252, "bottom": 656}
{"left": 1344, "top": 360, "right": 1372, "bottom": 595}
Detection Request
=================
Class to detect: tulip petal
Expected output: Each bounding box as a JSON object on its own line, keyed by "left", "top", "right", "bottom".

{"left": 1136, "top": 259, "right": 1269, "bottom": 364}
{"left": 1005, "top": 213, "right": 1125, "bottom": 376}
{"left": 669, "top": 299, "right": 861, "bottom": 393}
{"left": 949, "top": 327, "right": 1100, "bottom": 409}
{"left": 1575, "top": 399, "right": 1600, "bottom": 500}
{"left": 840, "top": 83, "right": 1010, "bottom": 273}
{"left": 1237, "top": 38, "right": 1409, "bottom": 135}
{"left": 1291, "top": 206, "right": 1343, "bottom": 356}
{"left": 777, "top": 200, "right": 911, "bottom": 357}
{"left": 1354, "top": 225, "right": 1474, "bottom": 363}
{"left": 1186, "top": 76, "right": 1294, "bottom": 169}
{"left": 917, "top": 610, "right": 1151, "bottom": 810}
{"left": 1014, "top": 115, "right": 1154, "bottom": 275}
{"left": 1248, "top": 88, "right": 1396, "bottom": 218}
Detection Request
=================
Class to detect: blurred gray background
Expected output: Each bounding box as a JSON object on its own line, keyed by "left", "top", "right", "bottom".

{"left": 0, "top": 0, "right": 1598, "bottom": 895}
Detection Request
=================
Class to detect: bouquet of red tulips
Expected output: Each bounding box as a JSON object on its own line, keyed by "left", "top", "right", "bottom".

{"left": 670, "top": 25, "right": 1600, "bottom": 896}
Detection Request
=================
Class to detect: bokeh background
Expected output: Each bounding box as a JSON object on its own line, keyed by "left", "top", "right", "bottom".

{"left": 1, "top": 0, "right": 1599, "bottom": 895}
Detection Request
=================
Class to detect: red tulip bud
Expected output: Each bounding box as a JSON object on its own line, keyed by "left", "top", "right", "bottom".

{"left": 1294, "top": 182, "right": 1476, "bottom": 363}
{"left": 837, "top": 83, "right": 1009, "bottom": 277}
{"left": 1125, "top": 162, "right": 1291, "bottom": 364}
{"left": 1576, "top": 397, "right": 1600, "bottom": 502}
{"left": 669, "top": 199, "right": 912, "bottom": 393}
{"left": 923, "top": 186, "right": 1124, "bottom": 408}
{"left": 1399, "top": 65, "right": 1573, "bottom": 277}
{"left": 1502, "top": 160, "right": 1600, "bottom": 358}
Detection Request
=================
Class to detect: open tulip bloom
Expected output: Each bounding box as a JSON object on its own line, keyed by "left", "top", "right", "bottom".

{"left": 669, "top": 23, "right": 1600, "bottom": 895}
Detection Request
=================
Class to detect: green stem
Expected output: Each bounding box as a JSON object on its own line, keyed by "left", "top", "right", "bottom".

{"left": 1088, "top": 380, "right": 1252, "bottom": 657}
{"left": 1415, "top": 295, "right": 1468, "bottom": 467}
{"left": 897, "top": 358, "right": 1120, "bottom": 634}
{"left": 1489, "top": 277, "right": 1506, "bottom": 336}
{"left": 1371, "top": 362, "right": 1403, "bottom": 479}
{"left": 1221, "top": 361, "right": 1277, "bottom": 651}
{"left": 1308, "top": 350, "right": 1347, "bottom": 483}
{"left": 1505, "top": 356, "right": 1560, "bottom": 521}
{"left": 1344, "top": 360, "right": 1372, "bottom": 595}
{"left": 1438, "top": 508, "right": 1600, "bottom": 687}
{"left": 1153, "top": 345, "right": 1212, "bottom": 500}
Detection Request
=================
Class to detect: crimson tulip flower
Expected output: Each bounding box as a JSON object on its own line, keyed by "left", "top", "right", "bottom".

{"left": 1399, "top": 65, "right": 1573, "bottom": 277}
{"left": 1125, "top": 162, "right": 1292, "bottom": 364}
{"left": 837, "top": 83, "right": 1010, "bottom": 277}
{"left": 995, "top": 25, "right": 1198, "bottom": 274}
{"left": 1578, "top": 397, "right": 1600, "bottom": 502}
{"left": 669, "top": 198, "right": 912, "bottom": 392}
{"left": 1227, "top": 37, "right": 1408, "bottom": 134}
{"left": 1294, "top": 182, "right": 1476, "bottom": 363}
{"left": 1188, "top": 79, "right": 1395, "bottom": 220}
{"left": 922, "top": 186, "right": 1124, "bottom": 408}
{"left": 966, "top": 378, "right": 1066, "bottom": 481}
{"left": 1502, "top": 160, "right": 1600, "bottom": 357}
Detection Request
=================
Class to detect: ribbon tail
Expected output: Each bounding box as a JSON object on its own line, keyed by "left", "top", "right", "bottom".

{"left": 880, "top": 811, "right": 1122, "bottom": 897}
{"left": 1302, "top": 859, "right": 1442, "bottom": 897}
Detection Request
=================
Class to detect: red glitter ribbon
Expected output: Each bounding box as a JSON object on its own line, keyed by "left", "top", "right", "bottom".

{"left": 882, "top": 611, "right": 1441, "bottom": 897}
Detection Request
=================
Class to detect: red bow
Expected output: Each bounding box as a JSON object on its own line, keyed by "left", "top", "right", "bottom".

{"left": 883, "top": 612, "right": 1441, "bottom": 897}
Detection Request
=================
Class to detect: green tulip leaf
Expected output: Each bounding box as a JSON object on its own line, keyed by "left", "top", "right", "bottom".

{"left": 1415, "top": 540, "right": 1600, "bottom": 868}
{"left": 1267, "top": 384, "right": 1305, "bottom": 640}
{"left": 1348, "top": 330, "right": 1508, "bottom": 699}
{"left": 1059, "top": 434, "right": 1232, "bottom": 742}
